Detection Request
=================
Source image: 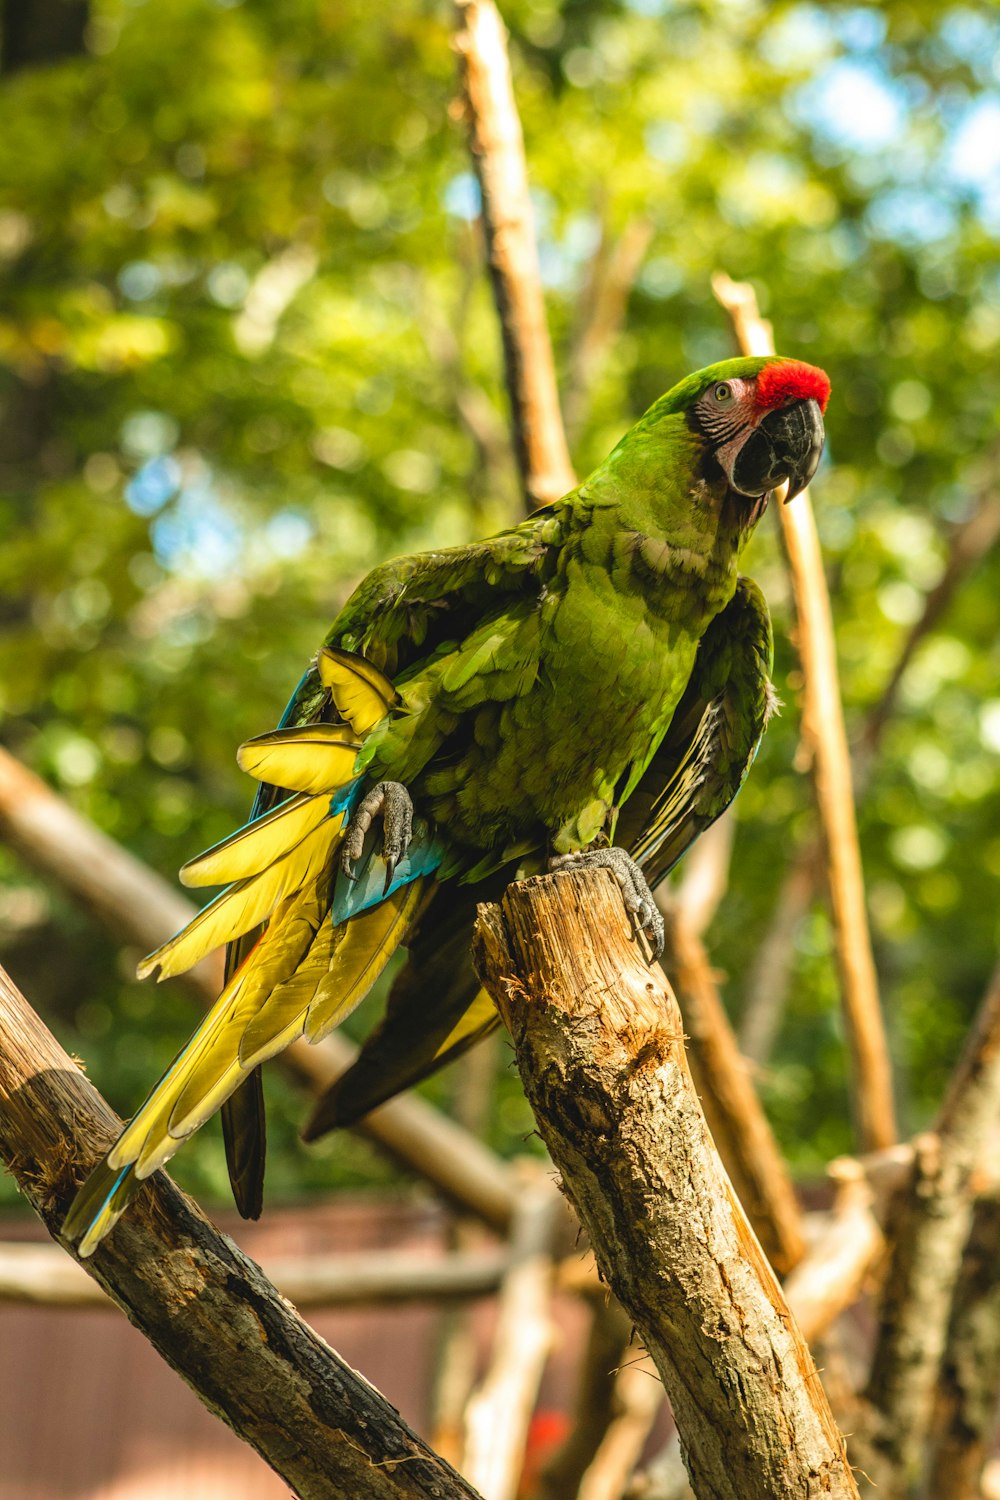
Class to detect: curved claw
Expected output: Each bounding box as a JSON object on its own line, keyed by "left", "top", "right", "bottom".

{"left": 341, "top": 781, "right": 414, "bottom": 892}
{"left": 550, "top": 846, "right": 665, "bottom": 961}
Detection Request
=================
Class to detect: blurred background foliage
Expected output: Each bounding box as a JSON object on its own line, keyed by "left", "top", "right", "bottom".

{"left": 1, "top": 0, "right": 999, "bottom": 1209}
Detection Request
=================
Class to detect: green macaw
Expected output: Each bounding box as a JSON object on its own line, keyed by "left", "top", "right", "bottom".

{"left": 64, "top": 354, "right": 829, "bottom": 1255}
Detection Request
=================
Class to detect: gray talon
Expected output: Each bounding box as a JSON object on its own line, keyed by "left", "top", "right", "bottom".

{"left": 340, "top": 781, "right": 414, "bottom": 889}
{"left": 550, "top": 847, "right": 665, "bottom": 961}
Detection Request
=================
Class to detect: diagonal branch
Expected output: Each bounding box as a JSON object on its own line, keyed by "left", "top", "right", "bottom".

{"left": 713, "top": 271, "right": 896, "bottom": 1153}
{"left": 453, "top": 0, "right": 575, "bottom": 510}
{"left": 0, "top": 961, "right": 482, "bottom": 1500}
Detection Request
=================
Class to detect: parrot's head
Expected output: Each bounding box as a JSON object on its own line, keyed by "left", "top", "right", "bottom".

{"left": 684, "top": 356, "right": 830, "bottom": 505}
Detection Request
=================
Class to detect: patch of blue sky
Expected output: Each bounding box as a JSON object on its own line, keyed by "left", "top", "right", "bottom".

{"left": 866, "top": 189, "right": 957, "bottom": 247}
{"left": 264, "top": 510, "right": 313, "bottom": 561}
{"left": 442, "top": 172, "right": 481, "bottom": 222}
{"left": 937, "top": 8, "right": 1000, "bottom": 83}
{"left": 644, "top": 120, "right": 686, "bottom": 166}
{"left": 831, "top": 7, "right": 888, "bottom": 54}
{"left": 124, "top": 455, "right": 182, "bottom": 516}
{"left": 118, "top": 261, "right": 163, "bottom": 301}
{"left": 150, "top": 484, "right": 243, "bottom": 579}
{"left": 947, "top": 96, "right": 1000, "bottom": 190}
{"left": 794, "top": 58, "right": 906, "bottom": 154}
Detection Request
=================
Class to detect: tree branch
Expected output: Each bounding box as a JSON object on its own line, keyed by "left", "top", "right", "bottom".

{"left": 0, "top": 962, "right": 482, "bottom": 1500}
{"left": 453, "top": 0, "right": 575, "bottom": 509}
{"left": 473, "top": 868, "right": 860, "bottom": 1500}
{"left": 860, "top": 961, "right": 1000, "bottom": 1492}
{"left": 0, "top": 1238, "right": 511, "bottom": 1310}
{"left": 0, "top": 745, "right": 517, "bottom": 1233}
{"left": 660, "top": 902, "right": 806, "bottom": 1275}
{"left": 924, "top": 1196, "right": 1000, "bottom": 1499}
{"left": 713, "top": 271, "right": 896, "bottom": 1153}
{"left": 460, "top": 1172, "right": 560, "bottom": 1500}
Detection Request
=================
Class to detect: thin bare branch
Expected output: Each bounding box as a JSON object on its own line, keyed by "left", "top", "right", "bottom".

{"left": 461, "top": 1171, "right": 560, "bottom": 1500}
{"left": 0, "top": 962, "right": 481, "bottom": 1500}
{"left": 0, "top": 1239, "right": 510, "bottom": 1310}
{"left": 563, "top": 216, "right": 653, "bottom": 441}
{"left": 576, "top": 1350, "right": 663, "bottom": 1500}
{"left": 474, "top": 868, "right": 860, "bottom": 1500}
{"left": 713, "top": 270, "right": 896, "bottom": 1153}
{"left": 454, "top": 0, "right": 575, "bottom": 509}
{"left": 782, "top": 1160, "right": 883, "bottom": 1346}
{"left": 740, "top": 474, "right": 1000, "bottom": 1067}
{"left": 661, "top": 901, "right": 807, "bottom": 1275}
{"left": 0, "top": 744, "right": 517, "bottom": 1233}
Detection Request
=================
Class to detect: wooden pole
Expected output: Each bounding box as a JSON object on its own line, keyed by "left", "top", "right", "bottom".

{"left": 0, "top": 962, "right": 482, "bottom": 1500}
{"left": 713, "top": 271, "right": 896, "bottom": 1153}
{"left": 473, "top": 868, "right": 860, "bottom": 1500}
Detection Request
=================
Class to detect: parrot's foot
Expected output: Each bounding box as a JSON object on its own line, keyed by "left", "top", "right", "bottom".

{"left": 550, "top": 847, "right": 665, "bottom": 961}
{"left": 342, "top": 781, "right": 414, "bottom": 893}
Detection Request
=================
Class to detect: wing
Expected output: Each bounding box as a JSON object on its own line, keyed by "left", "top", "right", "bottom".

{"left": 325, "top": 503, "right": 567, "bottom": 679}
{"left": 307, "top": 576, "right": 776, "bottom": 1132}
{"left": 616, "top": 574, "right": 776, "bottom": 887}
{"left": 217, "top": 509, "right": 567, "bottom": 1209}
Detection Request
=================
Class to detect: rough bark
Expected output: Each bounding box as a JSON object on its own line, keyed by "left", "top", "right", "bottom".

{"left": 0, "top": 962, "right": 482, "bottom": 1500}
{"left": 860, "top": 963, "right": 1000, "bottom": 1494}
{"left": 454, "top": 0, "right": 575, "bottom": 509}
{"left": 473, "top": 868, "right": 859, "bottom": 1500}
{"left": 713, "top": 271, "right": 896, "bottom": 1154}
{"left": 924, "top": 1197, "right": 1000, "bottom": 1499}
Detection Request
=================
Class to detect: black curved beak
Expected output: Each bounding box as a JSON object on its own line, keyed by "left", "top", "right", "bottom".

{"left": 731, "top": 398, "right": 825, "bottom": 503}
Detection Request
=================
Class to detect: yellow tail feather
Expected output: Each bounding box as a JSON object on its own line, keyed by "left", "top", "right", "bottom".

{"left": 318, "top": 646, "right": 398, "bottom": 734}
{"left": 304, "top": 878, "right": 426, "bottom": 1043}
{"left": 180, "top": 792, "right": 332, "bottom": 888}
{"left": 137, "top": 815, "right": 344, "bottom": 981}
{"left": 236, "top": 723, "right": 361, "bottom": 794}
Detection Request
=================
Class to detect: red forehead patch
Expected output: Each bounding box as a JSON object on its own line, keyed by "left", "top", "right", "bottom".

{"left": 756, "top": 360, "right": 831, "bottom": 414}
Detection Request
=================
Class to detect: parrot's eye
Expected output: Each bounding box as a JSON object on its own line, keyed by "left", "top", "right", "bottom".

{"left": 713, "top": 382, "right": 734, "bottom": 405}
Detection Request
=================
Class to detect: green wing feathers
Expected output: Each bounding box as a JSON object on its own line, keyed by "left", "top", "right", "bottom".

{"left": 618, "top": 576, "right": 776, "bottom": 886}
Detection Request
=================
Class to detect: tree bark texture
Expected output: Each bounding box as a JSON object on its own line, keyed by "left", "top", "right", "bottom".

{"left": 861, "top": 961, "right": 1000, "bottom": 1494}
{"left": 0, "top": 962, "right": 482, "bottom": 1500}
{"left": 924, "top": 1194, "right": 1000, "bottom": 1498}
{"left": 473, "top": 869, "right": 859, "bottom": 1500}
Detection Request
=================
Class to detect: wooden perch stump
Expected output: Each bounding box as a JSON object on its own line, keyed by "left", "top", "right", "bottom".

{"left": 0, "top": 962, "right": 481, "bottom": 1500}
{"left": 473, "top": 869, "right": 859, "bottom": 1500}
